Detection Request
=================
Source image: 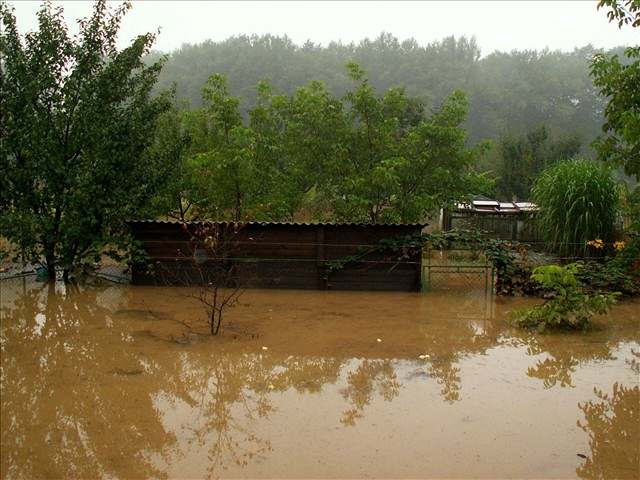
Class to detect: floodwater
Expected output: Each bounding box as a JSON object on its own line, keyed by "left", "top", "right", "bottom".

{"left": 1, "top": 278, "right": 638, "bottom": 479}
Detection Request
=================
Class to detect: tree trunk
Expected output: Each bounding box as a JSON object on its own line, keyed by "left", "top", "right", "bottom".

{"left": 45, "top": 251, "right": 56, "bottom": 280}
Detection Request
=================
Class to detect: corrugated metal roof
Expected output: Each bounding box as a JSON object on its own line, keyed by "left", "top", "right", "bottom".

{"left": 453, "top": 199, "right": 538, "bottom": 214}
{"left": 127, "top": 219, "right": 428, "bottom": 227}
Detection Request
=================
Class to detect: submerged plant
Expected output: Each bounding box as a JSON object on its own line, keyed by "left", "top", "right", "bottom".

{"left": 512, "top": 263, "right": 619, "bottom": 331}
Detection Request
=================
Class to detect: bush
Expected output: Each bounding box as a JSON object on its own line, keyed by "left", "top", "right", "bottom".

{"left": 512, "top": 263, "right": 619, "bottom": 331}
{"left": 532, "top": 159, "right": 620, "bottom": 257}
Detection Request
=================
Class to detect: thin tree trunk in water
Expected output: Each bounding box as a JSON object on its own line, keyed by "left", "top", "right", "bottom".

{"left": 211, "top": 287, "right": 219, "bottom": 335}
{"left": 47, "top": 263, "right": 56, "bottom": 280}
{"left": 46, "top": 204, "right": 63, "bottom": 280}
{"left": 45, "top": 251, "right": 56, "bottom": 280}
{"left": 213, "top": 310, "right": 222, "bottom": 335}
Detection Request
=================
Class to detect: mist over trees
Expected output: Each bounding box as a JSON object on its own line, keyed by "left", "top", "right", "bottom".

{"left": 147, "top": 33, "right": 625, "bottom": 148}
{"left": 153, "top": 64, "right": 492, "bottom": 224}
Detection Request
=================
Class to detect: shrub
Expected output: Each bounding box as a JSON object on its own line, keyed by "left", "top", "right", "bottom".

{"left": 532, "top": 159, "right": 620, "bottom": 257}
{"left": 512, "top": 263, "right": 619, "bottom": 331}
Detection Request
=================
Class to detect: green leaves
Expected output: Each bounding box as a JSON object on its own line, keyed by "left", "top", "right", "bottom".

{"left": 166, "top": 64, "right": 490, "bottom": 224}
{"left": 0, "top": 0, "right": 171, "bottom": 278}
{"left": 532, "top": 159, "right": 620, "bottom": 256}
{"left": 494, "top": 125, "right": 581, "bottom": 201}
{"left": 597, "top": 0, "right": 640, "bottom": 28}
{"left": 590, "top": 46, "right": 640, "bottom": 181}
{"left": 513, "top": 263, "right": 620, "bottom": 331}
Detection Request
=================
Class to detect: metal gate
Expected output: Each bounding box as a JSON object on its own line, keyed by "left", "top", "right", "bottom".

{"left": 422, "top": 247, "right": 494, "bottom": 295}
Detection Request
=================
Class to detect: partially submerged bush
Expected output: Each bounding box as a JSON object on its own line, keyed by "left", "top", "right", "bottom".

{"left": 512, "top": 263, "right": 619, "bottom": 331}
{"left": 578, "top": 236, "right": 640, "bottom": 296}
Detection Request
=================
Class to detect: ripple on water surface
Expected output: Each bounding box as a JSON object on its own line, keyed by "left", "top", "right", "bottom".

{"left": 0, "top": 278, "right": 638, "bottom": 479}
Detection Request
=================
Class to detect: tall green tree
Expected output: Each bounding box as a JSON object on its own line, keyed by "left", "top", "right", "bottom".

{"left": 591, "top": 0, "right": 639, "bottom": 233}
{"left": 145, "top": 104, "right": 194, "bottom": 222}
{"left": 494, "top": 125, "right": 581, "bottom": 200}
{"left": 591, "top": 2, "right": 639, "bottom": 180}
{"left": 0, "top": 0, "right": 172, "bottom": 279}
{"left": 250, "top": 80, "right": 349, "bottom": 220}
{"left": 330, "top": 63, "right": 490, "bottom": 223}
{"left": 187, "top": 74, "right": 261, "bottom": 221}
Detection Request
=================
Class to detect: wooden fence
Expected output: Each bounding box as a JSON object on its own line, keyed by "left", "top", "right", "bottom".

{"left": 129, "top": 220, "right": 426, "bottom": 291}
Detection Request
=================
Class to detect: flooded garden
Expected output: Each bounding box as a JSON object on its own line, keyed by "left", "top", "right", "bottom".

{"left": 1, "top": 277, "right": 638, "bottom": 479}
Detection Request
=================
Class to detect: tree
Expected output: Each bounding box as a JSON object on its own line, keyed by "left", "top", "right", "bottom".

{"left": 330, "top": 63, "right": 490, "bottom": 223}
{"left": 592, "top": 0, "right": 639, "bottom": 178}
{"left": 591, "top": 0, "right": 639, "bottom": 233}
{"left": 597, "top": 0, "right": 640, "bottom": 28}
{"left": 591, "top": 47, "right": 640, "bottom": 180}
{"left": 250, "top": 79, "right": 350, "bottom": 220}
{"left": 494, "top": 125, "right": 581, "bottom": 200}
{"left": 0, "top": 1, "right": 172, "bottom": 280}
{"left": 169, "top": 64, "right": 491, "bottom": 224}
{"left": 187, "top": 74, "right": 262, "bottom": 221}
{"left": 146, "top": 104, "right": 194, "bottom": 222}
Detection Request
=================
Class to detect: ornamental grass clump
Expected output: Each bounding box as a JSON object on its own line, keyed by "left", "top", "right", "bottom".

{"left": 532, "top": 159, "right": 619, "bottom": 257}
{"left": 512, "top": 263, "right": 619, "bottom": 331}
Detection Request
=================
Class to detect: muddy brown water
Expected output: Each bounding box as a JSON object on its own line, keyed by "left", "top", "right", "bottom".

{"left": 1, "top": 278, "right": 638, "bottom": 479}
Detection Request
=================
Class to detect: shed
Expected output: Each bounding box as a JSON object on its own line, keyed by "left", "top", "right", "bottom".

{"left": 441, "top": 198, "right": 540, "bottom": 241}
{"left": 129, "top": 220, "right": 426, "bottom": 291}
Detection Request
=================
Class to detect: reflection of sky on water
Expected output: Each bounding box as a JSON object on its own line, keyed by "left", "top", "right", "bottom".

{"left": 0, "top": 278, "right": 638, "bottom": 479}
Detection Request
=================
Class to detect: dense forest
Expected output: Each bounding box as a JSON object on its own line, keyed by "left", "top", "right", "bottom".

{"left": 147, "top": 33, "right": 624, "bottom": 147}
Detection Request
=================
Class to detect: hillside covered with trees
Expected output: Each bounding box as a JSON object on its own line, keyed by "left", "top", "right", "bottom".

{"left": 148, "top": 33, "right": 624, "bottom": 148}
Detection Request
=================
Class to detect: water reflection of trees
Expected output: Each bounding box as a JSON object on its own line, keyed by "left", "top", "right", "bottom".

{"left": 576, "top": 383, "right": 639, "bottom": 480}
{"left": 3, "top": 281, "right": 638, "bottom": 477}
{"left": 509, "top": 331, "right": 634, "bottom": 389}
{"left": 0, "top": 281, "right": 402, "bottom": 477}
{"left": 1, "top": 282, "right": 174, "bottom": 479}
{"left": 157, "top": 352, "right": 344, "bottom": 476}
{"left": 339, "top": 360, "right": 400, "bottom": 426}
{"left": 419, "top": 321, "right": 502, "bottom": 402}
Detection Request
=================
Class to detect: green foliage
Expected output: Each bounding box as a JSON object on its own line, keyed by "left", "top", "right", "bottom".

{"left": 149, "top": 34, "right": 609, "bottom": 149}
{"left": 579, "top": 235, "right": 640, "bottom": 296}
{"left": 0, "top": 1, "right": 172, "bottom": 279}
{"left": 592, "top": 1, "right": 639, "bottom": 181}
{"left": 597, "top": 0, "right": 640, "bottom": 28}
{"left": 532, "top": 159, "right": 620, "bottom": 256}
{"left": 512, "top": 264, "right": 619, "bottom": 331}
{"left": 484, "top": 241, "right": 540, "bottom": 296}
{"left": 591, "top": 46, "right": 640, "bottom": 180}
{"left": 331, "top": 67, "right": 491, "bottom": 222}
{"left": 323, "top": 229, "right": 486, "bottom": 279}
{"left": 576, "top": 258, "right": 640, "bottom": 296}
{"left": 156, "top": 65, "right": 491, "bottom": 224}
{"left": 494, "top": 125, "right": 581, "bottom": 201}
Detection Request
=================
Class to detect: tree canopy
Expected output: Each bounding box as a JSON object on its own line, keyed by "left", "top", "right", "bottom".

{"left": 147, "top": 33, "right": 625, "bottom": 149}
{"left": 157, "top": 65, "right": 491, "bottom": 224}
{"left": 0, "top": 0, "right": 173, "bottom": 279}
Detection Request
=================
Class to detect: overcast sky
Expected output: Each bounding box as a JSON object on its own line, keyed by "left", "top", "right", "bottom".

{"left": 9, "top": 1, "right": 639, "bottom": 56}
